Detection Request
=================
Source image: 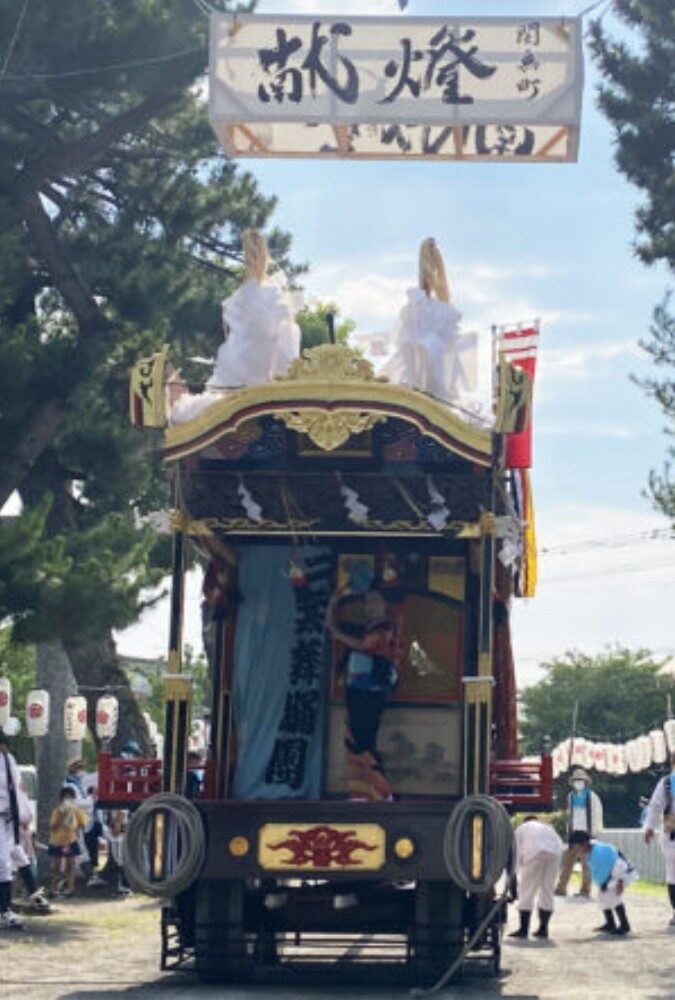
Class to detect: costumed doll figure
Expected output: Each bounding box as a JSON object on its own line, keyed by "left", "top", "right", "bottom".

{"left": 325, "top": 563, "right": 399, "bottom": 804}
{"left": 170, "top": 229, "right": 301, "bottom": 424}
{"left": 380, "top": 238, "right": 478, "bottom": 405}
{"left": 207, "top": 228, "right": 300, "bottom": 389}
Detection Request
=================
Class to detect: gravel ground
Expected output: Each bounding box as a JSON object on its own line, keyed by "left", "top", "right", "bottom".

{"left": 1, "top": 885, "right": 673, "bottom": 1000}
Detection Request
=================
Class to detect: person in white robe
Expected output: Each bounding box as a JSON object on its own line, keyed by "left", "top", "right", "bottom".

{"left": 379, "top": 238, "right": 478, "bottom": 406}
{"left": 509, "top": 816, "right": 563, "bottom": 940}
{"left": 643, "top": 749, "right": 675, "bottom": 926}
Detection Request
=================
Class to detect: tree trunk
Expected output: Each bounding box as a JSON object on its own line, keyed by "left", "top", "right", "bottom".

{"left": 65, "top": 634, "right": 150, "bottom": 756}
{"left": 35, "top": 640, "right": 77, "bottom": 880}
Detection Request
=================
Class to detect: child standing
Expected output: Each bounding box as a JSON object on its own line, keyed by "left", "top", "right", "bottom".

{"left": 48, "top": 787, "right": 87, "bottom": 897}
{"left": 574, "top": 831, "right": 638, "bottom": 935}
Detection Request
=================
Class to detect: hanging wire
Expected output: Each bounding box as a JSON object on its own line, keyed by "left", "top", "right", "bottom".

{"left": 0, "top": 0, "right": 30, "bottom": 87}
{"left": 2, "top": 46, "right": 204, "bottom": 81}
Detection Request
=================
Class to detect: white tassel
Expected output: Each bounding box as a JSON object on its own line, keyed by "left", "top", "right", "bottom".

{"left": 496, "top": 515, "right": 524, "bottom": 568}
{"left": 426, "top": 476, "right": 450, "bottom": 532}
{"left": 238, "top": 476, "right": 263, "bottom": 523}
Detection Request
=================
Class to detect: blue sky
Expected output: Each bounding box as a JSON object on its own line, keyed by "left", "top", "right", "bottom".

{"left": 118, "top": 0, "right": 675, "bottom": 685}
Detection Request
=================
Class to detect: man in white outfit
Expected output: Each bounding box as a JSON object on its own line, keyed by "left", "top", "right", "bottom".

{"left": 643, "top": 749, "right": 675, "bottom": 926}
{"left": 509, "top": 815, "right": 563, "bottom": 940}
{"left": 0, "top": 725, "right": 33, "bottom": 929}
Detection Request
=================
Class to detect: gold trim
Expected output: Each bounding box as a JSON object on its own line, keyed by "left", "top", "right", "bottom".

{"left": 471, "top": 814, "right": 484, "bottom": 881}
{"left": 164, "top": 347, "right": 491, "bottom": 464}
{"left": 258, "top": 823, "right": 385, "bottom": 872}
{"left": 284, "top": 344, "right": 380, "bottom": 383}
{"left": 164, "top": 674, "right": 192, "bottom": 700}
{"left": 463, "top": 677, "right": 493, "bottom": 705}
{"left": 394, "top": 837, "right": 416, "bottom": 861}
{"left": 166, "top": 650, "right": 181, "bottom": 673}
{"left": 152, "top": 812, "right": 165, "bottom": 880}
{"left": 171, "top": 517, "right": 481, "bottom": 539}
{"left": 274, "top": 408, "right": 385, "bottom": 452}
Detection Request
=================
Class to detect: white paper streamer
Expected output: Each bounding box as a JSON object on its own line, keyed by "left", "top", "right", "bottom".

{"left": 426, "top": 476, "right": 450, "bottom": 532}
{"left": 238, "top": 476, "right": 263, "bottom": 523}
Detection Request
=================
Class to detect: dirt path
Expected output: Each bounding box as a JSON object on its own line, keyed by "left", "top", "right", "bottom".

{"left": 1, "top": 886, "right": 673, "bottom": 1000}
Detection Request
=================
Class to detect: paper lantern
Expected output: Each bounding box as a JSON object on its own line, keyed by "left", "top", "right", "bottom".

{"left": 581, "top": 740, "right": 594, "bottom": 770}
{"left": 571, "top": 738, "right": 586, "bottom": 766}
{"left": 626, "top": 739, "right": 641, "bottom": 773}
{"left": 25, "top": 689, "right": 50, "bottom": 737}
{"left": 95, "top": 695, "right": 119, "bottom": 741}
{"left": 616, "top": 744, "right": 628, "bottom": 775}
{"left": 637, "top": 734, "right": 652, "bottom": 770}
{"left": 64, "top": 695, "right": 88, "bottom": 741}
{"left": 665, "top": 719, "right": 675, "bottom": 753}
{"left": 592, "top": 742, "right": 607, "bottom": 773}
{"left": 0, "top": 677, "right": 11, "bottom": 726}
{"left": 650, "top": 729, "right": 667, "bottom": 764}
{"left": 606, "top": 744, "right": 621, "bottom": 775}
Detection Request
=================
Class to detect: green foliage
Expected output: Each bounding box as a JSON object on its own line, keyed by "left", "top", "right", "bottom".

{"left": 0, "top": 630, "right": 36, "bottom": 763}
{"left": 520, "top": 647, "right": 675, "bottom": 826}
{"left": 297, "top": 301, "right": 356, "bottom": 351}
{"left": 0, "top": 0, "right": 301, "bottom": 648}
{"left": 589, "top": 1, "right": 675, "bottom": 270}
{"left": 141, "top": 645, "right": 210, "bottom": 731}
{"left": 512, "top": 810, "right": 568, "bottom": 840}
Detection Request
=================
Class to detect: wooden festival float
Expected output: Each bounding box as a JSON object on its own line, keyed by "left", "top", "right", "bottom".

{"left": 100, "top": 10, "right": 583, "bottom": 987}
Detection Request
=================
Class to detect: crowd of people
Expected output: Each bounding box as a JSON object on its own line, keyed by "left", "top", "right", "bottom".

{"left": 0, "top": 727, "right": 133, "bottom": 931}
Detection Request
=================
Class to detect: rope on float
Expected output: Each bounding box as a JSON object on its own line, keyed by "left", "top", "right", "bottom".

{"left": 124, "top": 793, "right": 206, "bottom": 898}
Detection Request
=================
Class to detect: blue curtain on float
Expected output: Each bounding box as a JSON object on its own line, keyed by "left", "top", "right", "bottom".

{"left": 232, "top": 545, "right": 332, "bottom": 799}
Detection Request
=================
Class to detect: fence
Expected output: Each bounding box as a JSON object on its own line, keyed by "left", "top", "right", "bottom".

{"left": 601, "top": 829, "right": 665, "bottom": 883}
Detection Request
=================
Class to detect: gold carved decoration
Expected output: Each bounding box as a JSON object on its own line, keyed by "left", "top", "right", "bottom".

{"left": 258, "top": 823, "right": 385, "bottom": 872}
{"left": 283, "top": 344, "right": 381, "bottom": 383}
{"left": 275, "top": 408, "right": 385, "bottom": 452}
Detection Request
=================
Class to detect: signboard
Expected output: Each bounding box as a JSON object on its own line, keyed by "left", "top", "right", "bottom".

{"left": 210, "top": 14, "right": 583, "bottom": 163}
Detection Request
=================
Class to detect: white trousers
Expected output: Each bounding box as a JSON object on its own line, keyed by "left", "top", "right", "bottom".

{"left": 518, "top": 851, "right": 561, "bottom": 912}
{"left": 662, "top": 833, "right": 675, "bottom": 884}
{"left": 0, "top": 817, "right": 16, "bottom": 882}
{"left": 598, "top": 855, "right": 638, "bottom": 909}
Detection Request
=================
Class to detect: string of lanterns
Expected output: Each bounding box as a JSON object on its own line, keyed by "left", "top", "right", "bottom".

{"left": 0, "top": 677, "right": 120, "bottom": 741}
{"left": 551, "top": 720, "right": 675, "bottom": 778}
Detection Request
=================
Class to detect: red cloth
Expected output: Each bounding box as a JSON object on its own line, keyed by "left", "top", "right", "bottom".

{"left": 501, "top": 325, "right": 539, "bottom": 469}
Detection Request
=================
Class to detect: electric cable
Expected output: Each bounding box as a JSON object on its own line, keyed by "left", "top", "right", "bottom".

{"left": 123, "top": 792, "right": 205, "bottom": 898}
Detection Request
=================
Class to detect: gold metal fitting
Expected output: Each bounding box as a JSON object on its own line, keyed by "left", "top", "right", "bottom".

{"left": 471, "top": 815, "right": 484, "bottom": 881}
{"left": 228, "top": 836, "right": 250, "bottom": 858}
{"left": 393, "top": 837, "right": 415, "bottom": 860}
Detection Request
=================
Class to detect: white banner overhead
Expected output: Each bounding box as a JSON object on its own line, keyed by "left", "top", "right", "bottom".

{"left": 210, "top": 14, "right": 583, "bottom": 163}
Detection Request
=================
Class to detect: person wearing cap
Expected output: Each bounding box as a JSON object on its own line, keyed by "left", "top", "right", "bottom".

{"left": 643, "top": 749, "right": 675, "bottom": 926}
{"left": 0, "top": 724, "right": 34, "bottom": 929}
{"left": 508, "top": 815, "right": 564, "bottom": 940}
{"left": 555, "top": 767, "right": 604, "bottom": 898}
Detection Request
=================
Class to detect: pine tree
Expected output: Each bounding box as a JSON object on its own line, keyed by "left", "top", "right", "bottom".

{"left": 0, "top": 1, "right": 301, "bottom": 748}
{"left": 589, "top": 1, "right": 675, "bottom": 518}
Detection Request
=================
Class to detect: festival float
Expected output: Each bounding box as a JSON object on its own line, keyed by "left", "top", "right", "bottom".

{"left": 99, "top": 10, "right": 586, "bottom": 987}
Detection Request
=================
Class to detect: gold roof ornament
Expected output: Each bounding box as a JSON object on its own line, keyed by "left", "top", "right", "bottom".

{"left": 283, "top": 343, "right": 380, "bottom": 384}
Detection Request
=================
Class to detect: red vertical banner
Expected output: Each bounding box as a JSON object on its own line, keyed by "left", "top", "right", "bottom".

{"left": 499, "top": 324, "right": 539, "bottom": 469}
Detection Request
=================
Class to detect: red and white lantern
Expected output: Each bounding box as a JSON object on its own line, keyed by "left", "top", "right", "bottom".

{"left": 95, "top": 695, "right": 119, "bottom": 741}
{"left": 591, "top": 742, "right": 607, "bottom": 773}
{"left": 64, "top": 695, "right": 88, "bottom": 741}
{"left": 570, "top": 737, "right": 586, "bottom": 766}
{"left": 581, "top": 740, "right": 594, "bottom": 770}
{"left": 25, "top": 689, "right": 50, "bottom": 737}
{"left": 0, "top": 677, "right": 11, "bottom": 727}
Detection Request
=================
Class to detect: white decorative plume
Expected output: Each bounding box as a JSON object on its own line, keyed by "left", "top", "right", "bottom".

{"left": 426, "top": 476, "right": 450, "bottom": 532}
{"left": 238, "top": 475, "right": 263, "bottom": 523}
{"left": 496, "top": 515, "right": 524, "bottom": 568}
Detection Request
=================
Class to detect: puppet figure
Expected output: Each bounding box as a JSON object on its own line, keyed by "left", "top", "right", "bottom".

{"left": 380, "top": 237, "right": 477, "bottom": 405}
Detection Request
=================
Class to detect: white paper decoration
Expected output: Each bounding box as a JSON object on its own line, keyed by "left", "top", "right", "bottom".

{"left": 64, "top": 695, "right": 88, "bottom": 741}
{"left": 25, "top": 689, "right": 50, "bottom": 737}
{"left": 0, "top": 677, "right": 11, "bottom": 727}
{"left": 95, "top": 695, "right": 119, "bottom": 741}
{"left": 665, "top": 719, "right": 675, "bottom": 753}
{"left": 591, "top": 742, "right": 607, "bottom": 773}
